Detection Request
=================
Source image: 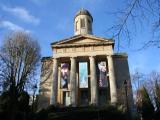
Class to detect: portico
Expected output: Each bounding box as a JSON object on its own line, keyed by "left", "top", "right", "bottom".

{"left": 50, "top": 53, "right": 117, "bottom": 107}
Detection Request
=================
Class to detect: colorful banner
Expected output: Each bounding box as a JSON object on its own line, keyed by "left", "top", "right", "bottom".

{"left": 79, "top": 62, "right": 88, "bottom": 88}
{"left": 98, "top": 61, "right": 108, "bottom": 87}
{"left": 61, "top": 63, "right": 70, "bottom": 88}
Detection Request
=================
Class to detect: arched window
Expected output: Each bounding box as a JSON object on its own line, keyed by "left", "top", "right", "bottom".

{"left": 80, "top": 19, "right": 85, "bottom": 28}
{"left": 88, "top": 20, "right": 91, "bottom": 31}
{"left": 76, "top": 21, "right": 78, "bottom": 31}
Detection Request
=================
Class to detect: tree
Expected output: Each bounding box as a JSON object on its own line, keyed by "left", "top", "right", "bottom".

{"left": 136, "top": 86, "right": 154, "bottom": 120}
{"left": 131, "top": 69, "right": 146, "bottom": 105}
{"left": 131, "top": 70, "right": 145, "bottom": 91}
{"left": 155, "top": 81, "right": 160, "bottom": 110}
{"left": 144, "top": 71, "right": 160, "bottom": 105}
{"left": 0, "top": 31, "right": 41, "bottom": 119}
{"left": 108, "top": 0, "right": 160, "bottom": 50}
{"left": 154, "top": 80, "right": 160, "bottom": 120}
{"left": 0, "top": 31, "right": 41, "bottom": 92}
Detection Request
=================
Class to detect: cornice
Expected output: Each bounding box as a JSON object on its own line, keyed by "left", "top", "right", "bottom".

{"left": 52, "top": 41, "right": 114, "bottom": 48}
{"left": 51, "top": 34, "right": 114, "bottom": 45}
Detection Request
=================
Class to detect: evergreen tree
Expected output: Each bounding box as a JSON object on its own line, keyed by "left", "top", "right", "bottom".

{"left": 154, "top": 81, "right": 160, "bottom": 119}
{"left": 136, "top": 86, "right": 154, "bottom": 120}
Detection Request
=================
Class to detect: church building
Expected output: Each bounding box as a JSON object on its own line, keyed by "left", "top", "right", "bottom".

{"left": 38, "top": 9, "right": 134, "bottom": 112}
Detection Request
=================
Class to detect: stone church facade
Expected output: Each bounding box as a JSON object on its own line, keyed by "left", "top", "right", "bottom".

{"left": 38, "top": 9, "right": 134, "bottom": 112}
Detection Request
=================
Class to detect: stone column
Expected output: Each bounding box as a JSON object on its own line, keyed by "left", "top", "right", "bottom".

{"left": 70, "top": 57, "right": 77, "bottom": 106}
{"left": 57, "top": 66, "right": 61, "bottom": 104}
{"left": 107, "top": 55, "right": 117, "bottom": 104}
{"left": 50, "top": 58, "right": 58, "bottom": 105}
{"left": 89, "top": 56, "right": 98, "bottom": 105}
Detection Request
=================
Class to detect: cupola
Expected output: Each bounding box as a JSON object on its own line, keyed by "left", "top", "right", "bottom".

{"left": 74, "top": 9, "right": 93, "bottom": 35}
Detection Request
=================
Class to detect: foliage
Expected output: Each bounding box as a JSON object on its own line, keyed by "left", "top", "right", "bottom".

{"left": 0, "top": 91, "right": 31, "bottom": 120}
{"left": 0, "top": 31, "right": 41, "bottom": 120}
{"left": 155, "top": 80, "right": 160, "bottom": 110}
{"left": 0, "top": 31, "right": 41, "bottom": 93}
{"left": 0, "top": 104, "right": 127, "bottom": 120}
{"left": 34, "top": 105, "right": 126, "bottom": 120}
{"left": 131, "top": 70, "right": 160, "bottom": 103}
{"left": 136, "top": 86, "right": 154, "bottom": 120}
{"left": 0, "top": 91, "right": 11, "bottom": 111}
{"left": 131, "top": 70, "right": 160, "bottom": 119}
{"left": 154, "top": 81, "right": 160, "bottom": 120}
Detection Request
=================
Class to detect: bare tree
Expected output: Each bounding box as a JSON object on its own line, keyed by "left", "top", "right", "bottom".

{"left": 131, "top": 70, "right": 145, "bottom": 93}
{"left": 0, "top": 31, "right": 41, "bottom": 119}
{"left": 108, "top": 0, "right": 160, "bottom": 50}
{"left": 144, "top": 71, "right": 160, "bottom": 108}
{"left": 0, "top": 31, "right": 41, "bottom": 94}
{"left": 131, "top": 70, "right": 160, "bottom": 100}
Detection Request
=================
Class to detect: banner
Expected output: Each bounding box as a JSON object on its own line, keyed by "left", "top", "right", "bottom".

{"left": 79, "top": 62, "right": 88, "bottom": 88}
{"left": 61, "top": 63, "right": 70, "bottom": 88}
{"left": 98, "top": 62, "right": 108, "bottom": 87}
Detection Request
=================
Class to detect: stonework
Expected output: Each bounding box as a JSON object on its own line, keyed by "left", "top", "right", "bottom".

{"left": 38, "top": 57, "right": 53, "bottom": 108}
{"left": 38, "top": 9, "right": 134, "bottom": 114}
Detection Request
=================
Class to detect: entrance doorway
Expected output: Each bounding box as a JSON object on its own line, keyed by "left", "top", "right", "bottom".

{"left": 80, "top": 89, "right": 89, "bottom": 106}
{"left": 63, "top": 91, "right": 71, "bottom": 106}
{"left": 79, "top": 62, "right": 90, "bottom": 106}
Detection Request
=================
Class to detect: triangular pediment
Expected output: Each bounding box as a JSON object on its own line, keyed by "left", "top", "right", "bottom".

{"left": 51, "top": 34, "right": 114, "bottom": 47}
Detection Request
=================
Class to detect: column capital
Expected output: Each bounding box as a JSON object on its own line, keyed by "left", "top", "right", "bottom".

{"left": 107, "top": 55, "right": 114, "bottom": 58}
{"left": 70, "top": 57, "right": 76, "bottom": 60}
{"left": 53, "top": 57, "right": 58, "bottom": 60}
{"left": 89, "top": 55, "right": 96, "bottom": 59}
{"left": 53, "top": 57, "right": 59, "bottom": 59}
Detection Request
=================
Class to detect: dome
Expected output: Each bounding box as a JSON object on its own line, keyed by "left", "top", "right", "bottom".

{"left": 75, "top": 8, "right": 93, "bottom": 21}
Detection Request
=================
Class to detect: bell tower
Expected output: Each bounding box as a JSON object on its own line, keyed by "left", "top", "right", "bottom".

{"left": 74, "top": 8, "right": 93, "bottom": 35}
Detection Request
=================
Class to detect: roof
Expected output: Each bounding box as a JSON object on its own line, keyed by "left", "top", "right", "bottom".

{"left": 113, "top": 53, "right": 128, "bottom": 58}
{"left": 51, "top": 34, "right": 114, "bottom": 45}
{"left": 50, "top": 34, "right": 114, "bottom": 48}
{"left": 74, "top": 8, "right": 93, "bottom": 21}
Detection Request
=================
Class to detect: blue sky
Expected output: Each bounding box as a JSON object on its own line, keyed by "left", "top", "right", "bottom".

{"left": 0, "top": 0, "right": 160, "bottom": 74}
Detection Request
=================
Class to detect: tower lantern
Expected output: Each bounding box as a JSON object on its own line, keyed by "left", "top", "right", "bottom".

{"left": 74, "top": 8, "right": 93, "bottom": 35}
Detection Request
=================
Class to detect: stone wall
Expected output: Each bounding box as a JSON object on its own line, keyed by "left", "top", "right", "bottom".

{"left": 38, "top": 57, "right": 53, "bottom": 109}
{"left": 113, "top": 53, "right": 134, "bottom": 113}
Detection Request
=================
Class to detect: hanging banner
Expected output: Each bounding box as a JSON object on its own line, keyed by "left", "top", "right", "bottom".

{"left": 98, "top": 61, "right": 108, "bottom": 87}
{"left": 79, "top": 62, "right": 88, "bottom": 88}
{"left": 61, "top": 63, "right": 70, "bottom": 88}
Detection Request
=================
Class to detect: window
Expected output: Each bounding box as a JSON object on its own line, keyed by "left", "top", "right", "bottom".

{"left": 80, "top": 19, "right": 85, "bottom": 28}
{"left": 88, "top": 20, "right": 91, "bottom": 31}
{"left": 76, "top": 21, "right": 78, "bottom": 31}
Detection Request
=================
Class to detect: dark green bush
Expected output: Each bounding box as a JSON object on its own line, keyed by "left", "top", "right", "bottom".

{"left": 35, "top": 105, "right": 126, "bottom": 120}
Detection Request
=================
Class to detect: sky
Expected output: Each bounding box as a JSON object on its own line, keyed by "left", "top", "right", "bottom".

{"left": 0, "top": 0, "right": 160, "bottom": 74}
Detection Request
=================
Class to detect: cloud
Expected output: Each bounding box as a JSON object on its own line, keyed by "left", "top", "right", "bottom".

{"left": 1, "top": 5, "right": 40, "bottom": 25}
{"left": 29, "top": 0, "right": 50, "bottom": 5}
{"left": 0, "top": 20, "right": 31, "bottom": 33}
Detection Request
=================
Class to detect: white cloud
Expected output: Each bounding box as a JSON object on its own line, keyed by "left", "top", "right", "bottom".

{"left": 1, "top": 5, "right": 40, "bottom": 25}
{"left": 0, "top": 20, "right": 31, "bottom": 33}
{"left": 29, "top": 0, "right": 50, "bottom": 5}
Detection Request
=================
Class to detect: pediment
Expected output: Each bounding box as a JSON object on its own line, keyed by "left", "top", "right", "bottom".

{"left": 63, "top": 37, "right": 108, "bottom": 44}
{"left": 51, "top": 35, "right": 114, "bottom": 47}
